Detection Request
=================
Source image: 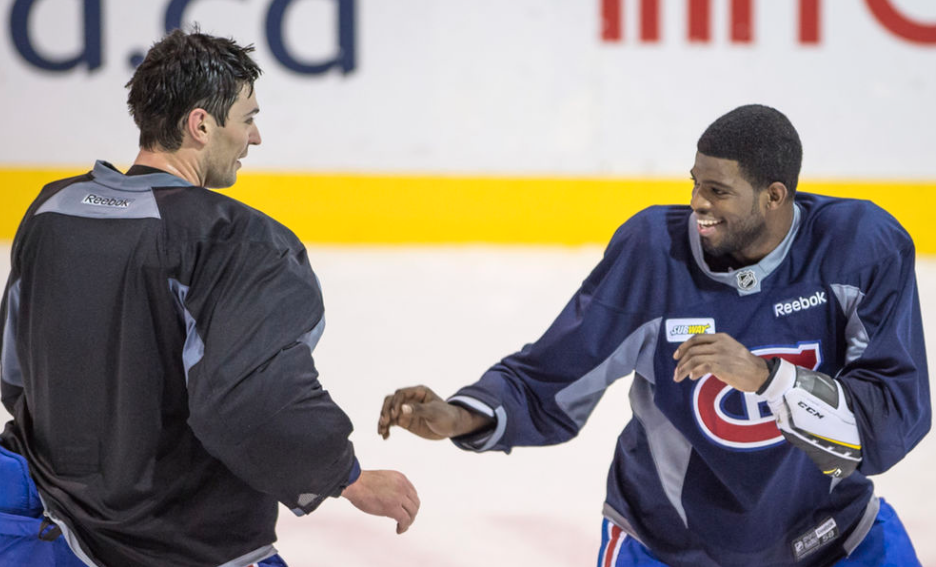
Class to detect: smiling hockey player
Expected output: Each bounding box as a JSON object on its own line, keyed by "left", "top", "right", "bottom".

{"left": 378, "top": 104, "right": 930, "bottom": 567}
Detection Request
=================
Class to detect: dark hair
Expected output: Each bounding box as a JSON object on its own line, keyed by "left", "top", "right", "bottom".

{"left": 697, "top": 104, "right": 802, "bottom": 194}
{"left": 126, "top": 29, "right": 262, "bottom": 151}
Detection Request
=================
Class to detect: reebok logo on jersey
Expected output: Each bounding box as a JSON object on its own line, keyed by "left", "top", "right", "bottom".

{"left": 666, "top": 318, "right": 716, "bottom": 342}
{"left": 773, "top": 291, "right": 827, "bottom": 317}
{"left": 83, "top": 194, "right": 132, "bottom": 208}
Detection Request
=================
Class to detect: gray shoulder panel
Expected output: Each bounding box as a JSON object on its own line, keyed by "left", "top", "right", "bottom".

{"left": 830, "top": 284, "right": 869, "bottom": 365}
{"left": 168, "top": 278, "right": 329, "bottom": 390}
{"left": 35, "top": 161, "right": 191, "bottom": 220}
{"left": 630, "top": 374, "right": 693, "bottom": 527}
{"left": 555, "top": 317, "right": 662, "bottom": 429}
{"left": 168, "top": 279, "right": 205, "bottom": 386}
{"left": 1, "top": 279, "right": 23, "bottom": 387}
{"left": 298, "top": 316, "right": 326, "bottom": 355}
{"left": 36, "top": 182, "right": 162, "bottom": 220}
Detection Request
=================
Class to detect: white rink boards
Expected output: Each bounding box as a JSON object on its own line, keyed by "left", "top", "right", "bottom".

{"left": 2, "top": 245, "right": 935, "bottom": 567}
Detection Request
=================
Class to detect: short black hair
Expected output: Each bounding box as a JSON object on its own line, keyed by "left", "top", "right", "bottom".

{"left": 126, "top": 28, "right": 262, "bottom": 151}
{"left": 697, "top": 104, "right": 802, "bottom": 194}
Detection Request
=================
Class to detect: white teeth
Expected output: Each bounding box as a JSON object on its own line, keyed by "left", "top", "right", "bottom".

{"left": 698, "top": 219, "right": 720, "bottom": 227}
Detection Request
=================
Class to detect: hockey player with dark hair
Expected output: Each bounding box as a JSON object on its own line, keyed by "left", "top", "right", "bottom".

{"left": 0, "top": 29, "right": 418, "bottom": 566}
{"left": 379, "top": 104, "right": 930, "bottom": 566}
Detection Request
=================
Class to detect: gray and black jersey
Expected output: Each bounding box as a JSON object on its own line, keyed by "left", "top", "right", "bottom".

{"left": 1, "top": 161, "right": 360, "bottom": 567}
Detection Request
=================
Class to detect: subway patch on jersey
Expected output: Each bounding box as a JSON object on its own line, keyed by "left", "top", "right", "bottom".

{"left": 665, "top": 318, "right": 716, "bottom": 343}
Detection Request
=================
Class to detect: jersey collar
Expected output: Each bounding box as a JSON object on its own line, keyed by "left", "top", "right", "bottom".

{"left": 92, "top": 160, "right": 193, "bottom": 191}
{"left": 688, "top": 203, "right": 802, "bottom": 296}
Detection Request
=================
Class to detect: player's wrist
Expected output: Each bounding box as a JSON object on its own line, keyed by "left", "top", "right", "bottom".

{"left": 751, "top": 356, "right": 773, "bottom": 393}
{"left": 755, "top": 358, "right": 795, "bottom": 401}
{"left": 453, "top": 404, "right": 495, "bottom": 437}
{"left": 341, "top": 471, "right": 365, "bottom": 499}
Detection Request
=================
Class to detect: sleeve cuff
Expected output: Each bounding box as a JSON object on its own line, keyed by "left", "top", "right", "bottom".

{"left": 447, "top": 395, "right": 505, "bottom": 452}
{"left": 346, "top": 457, "right": 362, "bottom": 486}
{"left": 448, "top": 395, "right": 495, "bottom": 418}
{"left": 289, "top": 456, "right": 361, "bottom": 517}
{"left": 754, "top": 357, "right": 797, "bottom": 403}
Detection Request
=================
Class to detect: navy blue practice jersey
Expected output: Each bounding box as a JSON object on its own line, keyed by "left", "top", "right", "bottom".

{"left": 450, "top": 193, "right": 930, "bottom": 567}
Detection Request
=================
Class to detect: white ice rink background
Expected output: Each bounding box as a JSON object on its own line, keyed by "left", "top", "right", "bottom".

{"left": 2, "top": 1, "right": 934, "bottom": 564}
{"left": 2, "top": 245, "right": 934, "bottom": 566}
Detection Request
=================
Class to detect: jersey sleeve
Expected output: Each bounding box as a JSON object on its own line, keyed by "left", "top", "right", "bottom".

{"left": 831, "top": 243, "right": 931, "bottom": 475}
{"left": 177, "top": 236, "right": 359, "bottom": 515}
{"left": 1, "top": 184, "right": 71, "bottom": 417}
{"left": 450, "top": 221, "right": 659, "bottom": 452}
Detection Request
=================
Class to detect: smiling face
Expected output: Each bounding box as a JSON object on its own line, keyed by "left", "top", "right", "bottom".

{"left": 203, "top": 84, "right": 261, "bottom": 189}
{"left": 690, "top": 152, "right": 778, "bottom": 267}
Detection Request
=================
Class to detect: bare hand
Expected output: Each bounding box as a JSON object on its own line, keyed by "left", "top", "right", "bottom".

{"left": 341, "top": 470, "right": 420, "bottom": 534}
{"left": 378, "top": 385, "right": 492, "bottom": 440}
{"left": 672, "top": 333, "right": 770, "bottom": 392}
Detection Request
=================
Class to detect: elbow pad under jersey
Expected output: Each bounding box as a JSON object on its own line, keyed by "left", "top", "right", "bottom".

{"left": 756, "top": 358, "right": 862, "bottom": 478}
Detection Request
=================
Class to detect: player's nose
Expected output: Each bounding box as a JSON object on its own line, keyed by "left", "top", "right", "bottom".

{"left": 690, "top": 187, "right": 710, "bottom": 212}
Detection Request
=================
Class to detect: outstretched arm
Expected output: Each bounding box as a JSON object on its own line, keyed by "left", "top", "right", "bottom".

{"left": 377, "top": 385, "right": 493, "bottom": 441}
{"left": 379, "top": 222, "right": 664, "bottom": 453}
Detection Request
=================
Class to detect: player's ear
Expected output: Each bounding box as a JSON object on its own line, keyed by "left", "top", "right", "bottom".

{"left": 184, "top": 108, "right": 211, "bottom": 146}
{"left": 763, "top": 182, "right": 789, "bottom": 210}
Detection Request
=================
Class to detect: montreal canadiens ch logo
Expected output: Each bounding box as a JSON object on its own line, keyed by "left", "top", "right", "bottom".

{"left": 692, "top": 342, "right": 821, "bottom": 450}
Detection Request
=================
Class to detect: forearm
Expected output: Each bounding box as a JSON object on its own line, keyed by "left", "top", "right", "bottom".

{"left": 450, "top": 403, "right": 495, "bottom": 437}
{"left": 190, "top": 373, "right": 359, "bottom": 513}
{"left": 756, "top": 358, "right": 862, "bottom": 478}
{"left": 448, "top": 373, "right": 582, "bottom": 452}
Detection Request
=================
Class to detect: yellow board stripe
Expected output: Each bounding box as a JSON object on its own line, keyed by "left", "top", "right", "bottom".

{"left": 1, "top": 168, "right": 935, "bottom": 251}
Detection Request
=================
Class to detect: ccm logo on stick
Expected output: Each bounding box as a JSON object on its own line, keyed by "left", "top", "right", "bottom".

{"left": 774, "top": 291, "right": 827, "bottom": 317}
